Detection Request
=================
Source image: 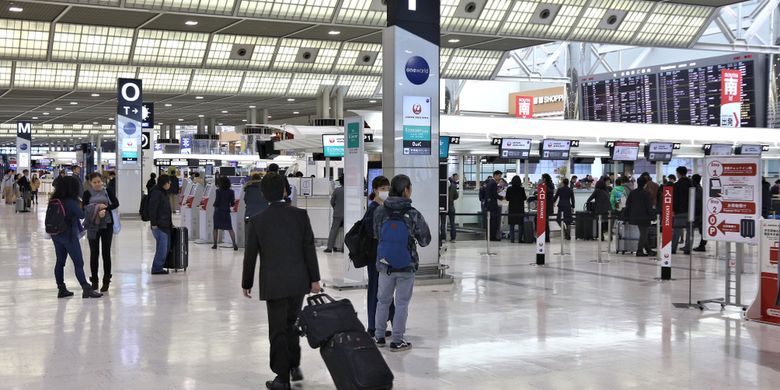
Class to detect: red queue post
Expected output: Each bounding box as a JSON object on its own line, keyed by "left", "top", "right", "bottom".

{"left": 535, "top": 183, "right": 547, "bottom": 266}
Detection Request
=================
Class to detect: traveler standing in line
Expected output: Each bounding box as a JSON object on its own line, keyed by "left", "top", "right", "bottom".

{"left": 167, "top": 168, "right": 180, "bottom": 213}
{"left": 212, "top": 176, "right": 238, "bottom": 251}
{"left": 52, "top": 169, "right": 65, "bottom": 191}
{"left": 82, "top": 172, "right": 119, "bottom": 292}
{"left": 672, "top": 166, "right": 693, "bottom": 255}
{"left": 148, "top": 175, "right": 173, "bottom": 275}
{"left": 478, "top": 176, "right": 491, "bottom": 230}
{"left": 48, "top": 176, "right": 102, "bottom": 299}
{"left": 771, "top": 179, "right": 780, "bottom": 196}
{"left": 762, "top": 177, "right": 772, "bottom": 218}
{"left": 363, "top": 175, "right": 394, "bottom": 338}
{"left": 30, "top": 173, "right": 40, "bottom": 205}
{"left": 625, "top": 176, "right": 657, "bottom": 257}
{"left": 243, "top": 173, "right": 268, "bottom": 222}
{"left": 610, "top": 177, "right": 628, "bottom": 211}
{"left": 641, "top": 172, "right": 659, "bottom": 209}
{"left": 17, "top": 169, "right": 32, "bottom": 208}
{"left": 242, "top": 172, "right": 322, "bottom": 390}
{"left": 267, "top": 163, "right": 292, "bottom": 203}
{"left": 106, "top": 171, "right": 116, "bottom": 195}
{"left": 146, "top": 172, "right": 157, "bottom": 194}
{"left": 586, "top": 179, "right": 611, "bottom": 240}
{"left": 373, "top": 174, "right": 431, "bottom": 352}
{"left": 505, "top": 175, "right": 527, "bottom": 243}
{"left": 71, "top": 165, "right": 83, "bottom": 196}
{"left": 553, "top": 178, "right": 575, "bottom": 240}
{"left": 325, "top": 176, "right": 345, "bottom": 253}
{"left": 440, "top": 173, "right": 459, "bottom": 243}
{"left": 691, "top": 174, "right": 707, "bottom": 252}
{"left": 486, "top": 170, "right": 504, "bottom": 242}
{"left": 542, "top": 173, "right": 555, "bottom": 243}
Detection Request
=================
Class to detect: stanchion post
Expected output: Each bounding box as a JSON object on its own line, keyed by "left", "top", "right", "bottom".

{"left": 533, "top": 183, "right": 547, "bottom": 266}
{"left": 481, "top": 211, "right": 496, "bottom": 256}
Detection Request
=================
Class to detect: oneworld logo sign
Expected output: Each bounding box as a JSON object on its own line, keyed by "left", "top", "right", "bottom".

{"left": 405, "top": 56, "right": 430, "bottom": 85}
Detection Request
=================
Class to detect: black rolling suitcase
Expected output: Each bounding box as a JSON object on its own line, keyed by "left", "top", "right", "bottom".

{"left": 320, "top": 331, "right": 394, "bottom": 390}
{"left": 520, "top": 213, "right": 535, "bottom": 243}
{"left": 297, "top": 294, "right": 365, "bottom": 349}
{"left": 575, "top": 212, "right": 595, "bottom": 240}
{"left": 165, "top": 227, "right": 188, "bottom": 271}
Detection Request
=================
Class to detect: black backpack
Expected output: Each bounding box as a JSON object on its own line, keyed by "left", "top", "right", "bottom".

{"left": 344, "top": 220, "right": 375, "bottom": 268}
{"left": 45, "top": 199, "right": 69, "bottom": 236}
{"left": 139, "top": 193, "right": 151, "bottom": 222}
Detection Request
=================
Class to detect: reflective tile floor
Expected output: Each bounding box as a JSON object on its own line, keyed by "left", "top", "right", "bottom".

{"left": 1, "top": 202, "right": 779, "bottom": 389}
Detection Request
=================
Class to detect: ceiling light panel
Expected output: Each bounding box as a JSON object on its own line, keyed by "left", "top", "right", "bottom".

{"left": 14, "top": 62, "right": 77, "bottom": 89}
{"left": 441, "top": 0, "right": 511, "bottom": 34}
{"left": 568, "top": 0, "right": 652, "bottom": 45}
{"left": 190, "top": 69, "right": 243, "bottom": 94}
{"left": 241, "top": 71, "right": 292, "bottom": 96}
{"left": 288, "top": 73, "right": 337, "bottom": 97}
{"left": 126, "top": 0, "right": 235, "bottom": 15}
{"left": 0, "top": 19, "right": 49, "bottom": 59}
{"left": 134, "top": 30, "right": 209, "bottom": 67}
{"left": 633, "top": 3, "right": 714, "bottom": 47}
{"left": 442, "top": 49, "right": 503, "bottom": 80}
{"left": 440, "top": 48, "right": 454, "bottom": 72}
{"left": 0, "top": 60, "right": 11, "bottom": 88}
{"left": 273, "top": 39, "right": 339, "bottom": 73}
{"left": 52, "top": 24, "right": 133, "bottom": 63}
{"left": 206, "top": 35, "right": 277, "bottom": 70}
{"left": 333, "top": 42, "right": 382, "bottom": 75}
{"left": 500, "top": 0, "right": 586, "bottom": 40}
{"left": 336, "top": 75, "right": 380, "bottom": 98}
{"left": 77, "top": 64, "right": 136, "bottom": 91}
{"left": 239, "top": 0, "right": 338, "bottom": 22}
{"left": 335, "top": 0, "right": 387, "bottom": 26}
{"left": 137, "top": 67, "right": 192, "bottom": 93}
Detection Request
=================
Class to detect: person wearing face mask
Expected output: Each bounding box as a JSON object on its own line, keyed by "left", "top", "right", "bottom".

{"left": 362, "top": 175, "right": 395, "bottom": 338}
{"left": 82, "top": 173, "right": 120, "bottom": 292}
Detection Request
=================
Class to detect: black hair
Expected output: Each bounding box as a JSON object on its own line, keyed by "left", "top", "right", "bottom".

{"left": 493, "top": 170, "right": 503, "bottom": 176}
{"left": 193, "top": 172, "right": 200, "bottom": 178}
{"left": 295, "top": 172, "right": 304, "bottom": 178}
{"left": 562, "top": 178, "right": 569, "bottom": 187}
{"left": 150, "top": 172, "right": 157, "bottom": 179}
{"left": 87, "top": 172, "right": 102, "bottom": 181}
{"left": 338, "top": 175, "right": 344, "bottom": 185}
{"left": 595, "top": 180, "right": 607, "bottom": 191}
{"left": 676, "top": 166, "right": 688, "bottom": 176}
{"left": 667, "top": 174, "right": 677, "bottom": 181}
{"left": 691, "top": 174, "right": 702, "bottom": 186}
{"left": 218, "top": 176, "right": 231, "bottom": 190}
{"left": 369, "top": 175, "right": 390, "bottom": 201}
{"left": 261, "top": 172, "right": 285, "bottom": 202}
{"left": 157, "top": 174, "right": 171, "bottom": 188}
{"left": 510, "top": 175, "right": 522, "bottom": 185}
{"left": 268, "top": 163, "right": 280, "bottom": 173}
{"left": 52, "top": 176, "right": 80, "bottom": 200}
{"left": 390, "top": 174, "right": 412, "bottom": 197}
{"left": 615, "top": 177, "right": 623, "bottom": 186}
{"left": 542, "top": 173, "right": 553, "bottom": 185}
{"left": 637, "top": 176, "right": 648, "bottom": 188}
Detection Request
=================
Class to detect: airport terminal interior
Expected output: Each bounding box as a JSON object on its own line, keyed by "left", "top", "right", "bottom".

{"left": 1, "top": 0, "right": 780, "bottom": 389}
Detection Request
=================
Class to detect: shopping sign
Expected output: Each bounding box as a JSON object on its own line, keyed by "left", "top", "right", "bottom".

{"left": 720, "top": 69, "right": 742, "bottom": 128}
{"left": 536, "top": 183, "right": 547, "bottom": 259}
{"left": 745, "top": 220, "right": 780, "bottom": 325}
{"left": 515, "top": 96, "right": 534, "bottom": 119}
{"left": 703, "top": 156, "right": 761, "bottom": 244}
{"left": 661, "top": 186, "right": 674, "bottom": 268}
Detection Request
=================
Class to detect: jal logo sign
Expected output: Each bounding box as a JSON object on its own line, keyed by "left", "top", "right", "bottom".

{"left": 405, "top": 56, "right": 430, "bottom": 85}
{"left": 412, "top": 103, "right": 423, "bottom": 115}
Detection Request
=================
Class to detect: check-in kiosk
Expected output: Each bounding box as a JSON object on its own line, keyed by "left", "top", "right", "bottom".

{"left": 196, "top": 183, "right": 216, "bottom": 245}
{"left": 180, "top": 181, "right": 202, "bottom": 239}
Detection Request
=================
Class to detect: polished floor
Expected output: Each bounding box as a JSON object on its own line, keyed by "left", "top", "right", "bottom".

{"left": 1, "top": 201, "right": 779, "bottom": 390}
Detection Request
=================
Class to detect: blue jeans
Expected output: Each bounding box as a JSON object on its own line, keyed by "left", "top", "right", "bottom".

{"left": 376, "top": 271, "right": 414, "bottom": 344}
{"left": 53, "top": 237, "right": 88, "bottom": 287}
{"left": 151, "top": 228, "right": 170, "bottom": 272}
{"left": 367, "top": 261, "right": 394, "bottom": 332}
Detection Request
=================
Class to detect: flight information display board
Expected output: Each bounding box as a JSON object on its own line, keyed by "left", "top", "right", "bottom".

{"left": 611, "top": 141, "right": 640, "bottom": 161}
{"left": 540, "top": 139, "right": 571, "bottom": 160}
{"left": 580, "top": 54, "right": 766, "bottom": 128}
{"left": 645, "top": 142, "right": 674, "bottom": 162}
{"left": 499, "top": 138, "right": 532, "bottom": 159}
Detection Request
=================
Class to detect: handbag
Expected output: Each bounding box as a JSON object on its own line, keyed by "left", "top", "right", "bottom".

{"left": 296, "top": 294, "right": 365, "bottom": 349}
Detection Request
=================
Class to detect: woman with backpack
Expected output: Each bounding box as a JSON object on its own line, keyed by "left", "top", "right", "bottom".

{"left": 372, "top": 174, "right": 431, "bottom": 352}
{"left": 362, "top": 175, "right": 395, "bottom": 339}
{"left": 82, "top": 172, "right": 119, "bottom": 292}
{"left": 48, "top": 175, "right": 102, "bottom": 299}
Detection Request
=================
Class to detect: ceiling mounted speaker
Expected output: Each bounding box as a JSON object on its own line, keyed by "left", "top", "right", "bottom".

{"left": 598, "top": 10, "right": 627, "bottom": 30}
{"left": 529, "top": 3, "right": 562, "bottom": 25}
{"left": 355, "top": 51, "right": 378, "bottom": 67}
{"left": 229, "top": 44, "right": 255, "bottom": 60}
{"left": 295, "top": 48, "right": 320, "bottom": 64}
{"left": 454, "top": 0, "right": 486, "bottom": 19}
{"left": 369, "top": 0, "right": 386, "bottom": 11}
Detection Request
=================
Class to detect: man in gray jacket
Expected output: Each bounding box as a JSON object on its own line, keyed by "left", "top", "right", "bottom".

{"left": 325, "top": 175, "right": 344, "bottom": 253}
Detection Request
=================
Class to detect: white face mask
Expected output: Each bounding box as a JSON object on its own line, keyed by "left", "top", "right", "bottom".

{"left": 377, "top": 191, "right": 389, "bottom": 201}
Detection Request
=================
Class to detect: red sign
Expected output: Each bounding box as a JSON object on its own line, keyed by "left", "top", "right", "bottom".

{"left": 721, "top": 69, "right": 742, "bottom": 105}
{"left": 515, "top": 96, "right": 534, "bottom": 119}
{"left": 717, "top": 221, "right": 741, "bottom": 234}
{"left": 721, "top": 201, "right": 757, "bottom": 215}
{"left": 536, "top": 183, "right": 546, "bottom": 254}
{"left": 661, "top": 186, "right": 674, "bottom": 267}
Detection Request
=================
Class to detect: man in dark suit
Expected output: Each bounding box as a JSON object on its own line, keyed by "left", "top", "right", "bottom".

{"left": 242, "top": 172, "right": 322, "bottom": 390}
{"left": 486, "top": 170, "right": 504, "bottom": 241}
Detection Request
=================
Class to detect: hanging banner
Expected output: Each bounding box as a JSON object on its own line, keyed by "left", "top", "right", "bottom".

{"left": 661, "top": 186, "right": 674, "bottom": 280}
{"left": 117, "top": 78, "right": 143, "bottom": 166}
{"left": 746, "top": 220, "right": 780, "bottom": 325}
{"left": 16, "top": 121, "right": 31, "bottom": 170}
{"left": 180, "top": 134, "right": 193, "bottom": 154}
{"left": 141, "top": 102, "right": 154, "bottom": 129}
{"left": 515, "top": 96, "right": 534, "bottom": 119}
{"left": 402, "top": 95, "right": 431, "bottom": 156}
{"left": 720, "top": 69, "right": 742, "bottom": 128}
{"left": 703, "top": 156, "right": 761, "bottom": 244}
{"left": 536, "top": 183, "right": 547, "bottom": 265}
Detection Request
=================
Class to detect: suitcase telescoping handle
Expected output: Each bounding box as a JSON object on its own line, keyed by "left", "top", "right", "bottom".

{"left": 306, "top": 293, "right": 335, "bottom": 306}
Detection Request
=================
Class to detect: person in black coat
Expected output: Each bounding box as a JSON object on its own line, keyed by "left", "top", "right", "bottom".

{"left": 672, "top": 166, "right": 692, "bottom": 254}
{"left": 762, "top": 178, "right": 772, "bottom": 219}
{"left": 146, "top": 172, "right": 157, "bottom": 194}
{"left": 692, "top": 174, "right": 707, "bottom": 252}
{"left": 553, "top": 178, "right": 575, "bottom": 240}
{"left": 148, "top": 175, "right": 173, "bottom": 275}
{"left": 586, "top": 179, "right": 611, "bottom": 240}
{"left": 625, "top": 176, "right": 657, "bottom": 257}
{"left": 212, "top": 176, "right": 237, "bottom": 250}
{"left": 242, "top": 172, "right": 322, "bottom": 390}
{"left": 486, "top": 170, "right": 504, "bottom": 241}
{"left": 505, "top": 176, "right": 527, "bottom": 243}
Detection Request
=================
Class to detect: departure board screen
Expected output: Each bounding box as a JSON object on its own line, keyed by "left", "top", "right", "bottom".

{"left": 581, "top": 74, "right": 657, "bottom": 123}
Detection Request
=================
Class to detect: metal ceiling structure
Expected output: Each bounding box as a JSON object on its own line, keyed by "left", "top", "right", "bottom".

{"left": 0, "top": 0, "right": 753, "bottom": 141}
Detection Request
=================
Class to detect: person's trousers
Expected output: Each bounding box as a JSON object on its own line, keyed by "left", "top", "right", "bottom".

{"left": 367, "top": 261, "right": 394, "bottom": 332}
{"left": 53, "top": 237, "right": 88, "bottom": 287}
{"left": 376, "top": 271, "right": 414, "bottom": 344}
{"left": 266, "top": 295, "right": 305, "bottom": 381}
{"left": 151, "top": 228, "right": 170, "bottom": 272}
{"left": 31, "top": 190, "right": 38, "bottom": 203}
{"left": 487, "top": 206, "right": 501, "bottom": 241}
{"left": 508, "top": 224, "right": 519, "bottom": 242}
{"left": 446, "top": 210, "right": 456, "bottom": 240}
{"left": 326, "top": 216, "right": 343, "bottom": 250}
{"left": 557, "top": 209, "right": 573, "bottom": 239}
{"left": 88, "top": 225, "right": 113, "bottom": 279}
{"left": 672, "top": 214, "right": 691, "bottom": 253}
{"left": 637, "top": 225, "right": 654, "bottom": 254}
{"left": 695, "top": 221, "right": 707, "bottom": 248}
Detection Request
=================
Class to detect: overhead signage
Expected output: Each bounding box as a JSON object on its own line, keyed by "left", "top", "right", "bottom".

{"left": 660, "top": 186, "right": 674, "bottom": 280}
{"left": 491, "top": 138, "right": 502, "bottom": 146}
{"left": 499, "top": 138, "right": 532, "bottom": 159}
{"left": 439, "top": 136, "right": 450, "bottom": 159}
{"left": 141, "top": 102, "right": 154, "bottom": 129}
{"left": 737, "top": 144, "right": 763, "bottom": 156}
{"left": 509, "top": 86, "right": 566, "bottom": 117}
{"left": 346, "top": 120, "right": 361, "bottom": 152}
{"left": 703, "top": 156, "right": 761, "bottom": 244}
{"left": 141, "top": 131, "right": 150, "bottom": 150}
{"left": 449, "top": 136, "right": 461, "bottom": 144}
{"left": 704, "top": 144, "right": 734, "bottom": 156}
{"left": 570, "top": 140, "right": 580, "bottom": 148}
{"left": 180, "top": 134, "right": 192, "bottom": 154}
{"left": 514, "top": 96, "right": 533, "bottom": 119}
{"left": 154, "top": 158, "right": 171, "bottom": 166}
{"left": 117, "top": 78, "right": 142, "bottom": 165}
{"left": 16, "top": 121, "right": 31, "bottom": 170}
{"left": 540, "top": 139, "right": 571, "bottom": 160}
{"left": 536, "top": 183, "right": 547, "bottom": 265}
{"left": 322, "top": 134, "right": 344, "bottom": 158}
{"left": 363, "top": 133, "right": 374, "bottom": 143}
{"left": 720, "top": 69, "right": 742, "bottom": 128}
{"left": 611, "top": 141, "right": 640, "bottom": 161}
{"left": 646, "top": 142, "right": 674, "bottom": 162}
{"left": 402, "top": 96, "right": 431, "bottom": 156}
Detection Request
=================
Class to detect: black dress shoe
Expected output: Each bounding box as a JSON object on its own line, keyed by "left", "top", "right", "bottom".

{"left": 693, "top": 246, "right": 706, "bottom": 252}
{"left": 151, "top": 270, "right": 169, "bottom": 275}
{"left": 290, "top": 367, "right": 304, "bottom": 382}
{"left": 636, "top": 252, "right": 649, "bottom": 257}
{"left": 265, "top": 377, "right": 291, "bottom": 390}
{"left": 324, "top": 248, "right": 333, "bottom": 253}
{"left": 647, "top": 251, "right": 657, "bottom": 257}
